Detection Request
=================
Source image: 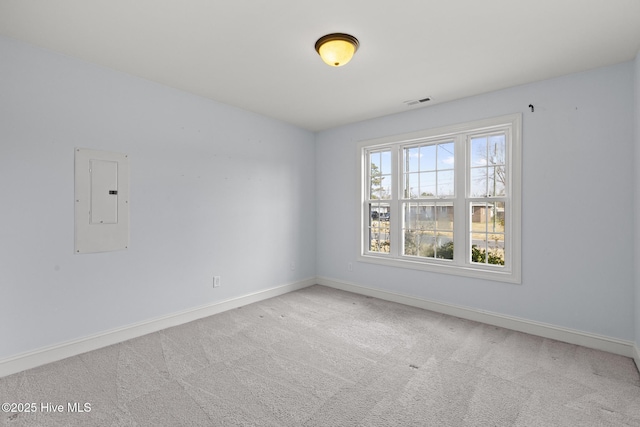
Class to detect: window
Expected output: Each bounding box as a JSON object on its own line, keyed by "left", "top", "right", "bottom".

{"left": 359, "top": 114, "right": 521, "bottom": 283}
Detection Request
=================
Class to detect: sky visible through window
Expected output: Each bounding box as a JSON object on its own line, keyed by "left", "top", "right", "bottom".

{"left": 404, "top": 141, "right": 454, "bottom": 198}
{"left": 470, "top": 134, "right": 506, "bottom": 197}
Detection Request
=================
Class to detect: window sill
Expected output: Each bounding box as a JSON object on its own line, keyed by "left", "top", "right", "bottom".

{"left": 357, "top": 253, "right": 521, "bottom": 284}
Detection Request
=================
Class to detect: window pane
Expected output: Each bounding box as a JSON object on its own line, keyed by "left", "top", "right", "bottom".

{"left": 369, "top": 150, "right": 392, "bottom": 200}
{"left": 379, "top": 175, "right": 391, "bottom": 200}
{"left": 404, "top": 173, "right": 419, "bottom": 198}
{"left": 403, "top": 202, "right": 453, "bottom": 260}
{"left": 404, "top": 229, "right": 419, "bottom": 256}
{"left": 471, "top": 168, "right": 487, "bottom": 197}
{"left": 406, "top": 147, "right": 419, "bottom": 172}
{"left": 370, "top": 151, "right": 381, "bottom": 172}
{"left": 403, "top": 142, "right": 455, "bottom": 199}
{"left": 437, "top": 142, "right": 455, "bottom": 169}
{"left": 488, "top": 238, "right": 504, "bottom": 251}
{"left": 437, "top": 170, "right": 454, "bottom": 196}
{"left": 490, "top": 166, "right": 506, "bottom": 196}
{"left": 369, "top": 203, "right": 390, "bottom": 253}
{"left": 404, "top": 229, "right": 435, "bottom": 258}
{"left": 420, "top": 145, "right": 436, "bottom": 171}
{"left": 471, "top": 133, "right": 506, "bottom": 197}
{"left": 380, "top": 151, "right": 392, "bottom": 175}
{"left": 490, "top": 202, "right": 505, "bottom": 233}
{"left": 471, "top": 234, "right": 487, "bottom": 263}
{"left": 422, "top": 205, "right": 436, "bottom": 225}
{"left": 471, "top": 238, "right": 505, "bottom": 265}
{"left": 471, "top": 233, "right": 487, "bottom": 249}
{"left": 418, "top": 232, "right": 436, "bottom": 257}
{"left": 370, "top": 183, "right": 381, "bottom": 200}
{"left": 489, "top": 135, "right": 506, "bottom": 165}
{"left": 404, "top": 203, "right": 434, "bottom": 229}
{"left": 471, "top": 203, "right": 505, "bottom": 233}
{"left": 404, "top": 203, "right": 426, "bottom": 257}
{"left": 471, "top": 136, "right": 487, "bottom": 167}
{"left": 436, "top": 205, "right": 454, "bottom": 230}
{"left": 419, "top": 172, "right": 436, "bottom": 197}
{"left": 369, "top": 152, "right": 380, "bottom": 199}
{"left": 435, "top": 232, "right": 454, "bottom": 260}
{"left": 470, "top": 202, "right": 505, "bottom": 266}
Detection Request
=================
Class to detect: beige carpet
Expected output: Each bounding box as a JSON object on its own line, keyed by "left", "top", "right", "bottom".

{"left": 1, "top": 285, "right": 639, "bottom": 426}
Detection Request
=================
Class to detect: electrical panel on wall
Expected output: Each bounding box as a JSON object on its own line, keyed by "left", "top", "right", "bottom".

{"left": 75, "top": 148, "right": 129, "bottom": 253}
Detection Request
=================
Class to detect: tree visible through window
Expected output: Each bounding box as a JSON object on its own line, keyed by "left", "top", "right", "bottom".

{"left": 367, "top": 150, "right": 391, "bottom": 253}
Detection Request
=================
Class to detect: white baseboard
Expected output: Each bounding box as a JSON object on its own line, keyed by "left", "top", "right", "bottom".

{"left": 317, "top": 276, "right": 637, "bottom": 360}
{"left": 0, "top": 278, "right": 316, "bottom": 379}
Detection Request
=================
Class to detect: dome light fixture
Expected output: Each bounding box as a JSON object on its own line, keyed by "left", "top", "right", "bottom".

{"left": 315, "top": 33, "right": 359, "bottom": 67}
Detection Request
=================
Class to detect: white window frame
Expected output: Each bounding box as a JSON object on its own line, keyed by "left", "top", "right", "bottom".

{"left": 358, "top": 114, "right": 522, "bottom": 284}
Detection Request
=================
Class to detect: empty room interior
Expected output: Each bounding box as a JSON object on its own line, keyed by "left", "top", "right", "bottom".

{"left": 2, "top": 1, "right": 640, "bottom": 425}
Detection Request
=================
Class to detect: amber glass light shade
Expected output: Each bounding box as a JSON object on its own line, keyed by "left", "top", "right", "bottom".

{"left": 315, "top": 33, "right": 359, "bottom": 67}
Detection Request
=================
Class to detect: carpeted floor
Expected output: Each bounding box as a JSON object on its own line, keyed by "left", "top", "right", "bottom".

{"left": 1, "top": 285, "right": 639, "bottom": 426}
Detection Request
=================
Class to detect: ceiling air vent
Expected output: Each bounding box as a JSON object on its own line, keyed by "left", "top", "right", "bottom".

{"left": 403, "top": 97, "right": 431, "bottom": 107}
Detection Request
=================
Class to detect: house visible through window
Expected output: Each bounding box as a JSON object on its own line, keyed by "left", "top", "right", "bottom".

{"left": 359, "top": 114, "right": 521, "bottom": 283}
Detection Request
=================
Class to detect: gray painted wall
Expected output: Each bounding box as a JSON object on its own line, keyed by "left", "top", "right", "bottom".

{"left": 316, "top": 61, "right": 636, "bottom": 341}
{"left": 0, "top": 36, "right": 316, "bottom": 360}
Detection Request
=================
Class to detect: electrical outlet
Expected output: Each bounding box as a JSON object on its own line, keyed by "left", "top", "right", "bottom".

{"left": 213, "top": 276, "right": 221, "bottom": 288}
{"left": 290, "top": 262, "right": 295, "bottom": 271}
{"left": 348, "top": 262, "right": 353, "bottom": 271}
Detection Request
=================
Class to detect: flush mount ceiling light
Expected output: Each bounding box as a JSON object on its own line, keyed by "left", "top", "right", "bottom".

{"left": 315, "top": 33, "right": 359, "bottom": 67}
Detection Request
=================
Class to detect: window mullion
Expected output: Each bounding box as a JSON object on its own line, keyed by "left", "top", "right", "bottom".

{"left": 453, "top": 134, "right": 466, "bottom": 265}
{"left": 390, "top": 144, "right": 401, "bottom": 257}
{"left": 363, "top": 149, "right": 373, "bottom": 254}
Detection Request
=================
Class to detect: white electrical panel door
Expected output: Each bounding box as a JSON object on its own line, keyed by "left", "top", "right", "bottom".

{"left": 90, "top": 160, "right": 119, "bottom": 224}
{"left": 75, "top": 148, "right": 129, "bottom": 253}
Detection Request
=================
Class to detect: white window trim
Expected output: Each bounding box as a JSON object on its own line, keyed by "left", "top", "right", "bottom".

{"left": 357, "top": 114, "right": 522, "bottom": 284}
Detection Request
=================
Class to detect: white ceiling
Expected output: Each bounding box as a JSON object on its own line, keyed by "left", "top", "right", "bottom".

{"left": 1, "top": 1, "right": 639, "bottom": 131}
